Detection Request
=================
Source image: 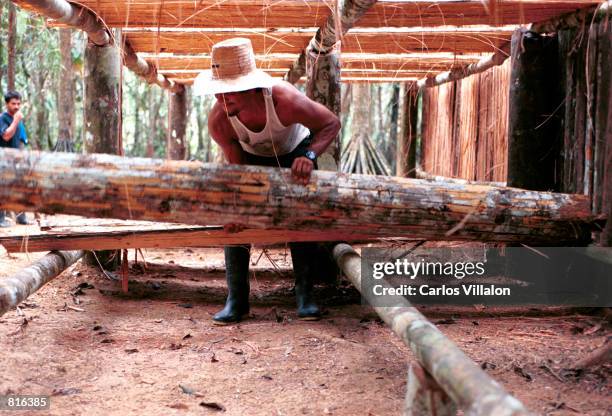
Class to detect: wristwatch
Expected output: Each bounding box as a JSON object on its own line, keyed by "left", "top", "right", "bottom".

{"left": 303, "top": 150, "right": 317, "bottom": 162}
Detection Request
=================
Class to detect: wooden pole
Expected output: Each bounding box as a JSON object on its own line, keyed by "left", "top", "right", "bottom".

{"left": 83, "top": 39, "right": 121, "bottom": 155}
{"left": 7, "top": 2, "right": 16, "bottom": 91}
{"left": 83, "top": 36, "right": 122, "bottom": 268}
{"left": 167, "top": 85, "right": 187, "bottom": 160}
{"left": 507, "top": 29, "right": 563, "bottom": 191}
{"left": 530, "top": 1, "right": 611, "bottom": 33}
{"left": 417, "top": 43, "right": 510, "bottom": 90}
{"left": 414, "top": 1, "right": 610, "bottom": 90}
{"left": 304, "top": 49, "right": 341, "bottom": 169}
{"left": 284, "top": 0, "right": 378, "bottom": 84}
{"left": 396, "top": 85, "right": 418, "bottom": 178}
{"left": 56, "top": 28, "right": 75, "bottom": 152}
{"left": 0, "top": 149, "right": 596, "bottom": 245}
{"left": 332, "top": 244, "right": 530, "bottom": 415}
{"left": 403, "top": 364, "right": 457, "bottom": 416}
{"left": 285, "top": 0, "right": 377, "bottom": 170}
{"left": 11, "top": 0, "right": 180, "bottom": 92}
{"left": 0, "top": 250, "right": 84, "bottom": 317}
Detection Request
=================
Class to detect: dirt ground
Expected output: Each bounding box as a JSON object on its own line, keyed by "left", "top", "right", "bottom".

{"left": 1, "top": 243, "right": 611, "bottom": 416}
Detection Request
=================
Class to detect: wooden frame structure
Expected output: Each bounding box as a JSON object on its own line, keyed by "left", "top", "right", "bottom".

{"left": 13, "top": 0, "right": 604, "bottom": 85}
{"left": 4, "top": 1, "right": 611, "bottom": 414}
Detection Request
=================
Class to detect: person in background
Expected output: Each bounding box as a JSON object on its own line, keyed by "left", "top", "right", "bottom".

{"left": 0, "top": 91, "right": 30, "bottom": 227}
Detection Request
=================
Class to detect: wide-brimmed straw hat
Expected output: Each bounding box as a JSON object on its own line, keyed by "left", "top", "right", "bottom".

{"left": 193, "top": 38, "right": 276, "bottom": 95}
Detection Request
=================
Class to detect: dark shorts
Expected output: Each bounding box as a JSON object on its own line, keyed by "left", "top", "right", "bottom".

{"left": 244, "top": 134, "right": 317, "bottom": 169}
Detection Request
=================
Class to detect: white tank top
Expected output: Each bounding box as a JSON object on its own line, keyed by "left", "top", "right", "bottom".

{"left": 228, "top": 88, "right": 310, "bottom": 157}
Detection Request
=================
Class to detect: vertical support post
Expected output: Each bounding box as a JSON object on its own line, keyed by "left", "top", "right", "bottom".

{"left": 7, "top": 2, "right": 16, "bottom": 91}
{"left": 83, "top": 30, "right": 122, "bottom": 270}
{"left": 167, "top": 85, "right": 188, "bottom": 160}
{"left": 83, "top": 36, "right": 122, "bottom": 154}
{"left": 304, "top": 43, "right": 342, "bottom": 282}
{"left": 403, "top": 364, "right": 457, "bottom": 416}
{"left": 305, "top": 48, "right": 341, "bottom": 171}
{"left": 507, "top": 29, "right": 563, "bottom": 191}
{"left": 396, "top": 84, "right": 418, "bottom": 178}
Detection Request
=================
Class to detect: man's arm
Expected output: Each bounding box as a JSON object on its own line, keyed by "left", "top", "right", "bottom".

{"left": 2, "top": 111, "right": 23, "bottom": 142}
{"left": 273, "top": 82, "right": 341, "bottom": 156}
{"left": 208, "top": 102, "right": 247, "bottom": 165}
{"left": 208, "top": 102, "right": 249, "bottom": 233}
{"left": 273, "top": 82, "right": 341, "bottom": 184}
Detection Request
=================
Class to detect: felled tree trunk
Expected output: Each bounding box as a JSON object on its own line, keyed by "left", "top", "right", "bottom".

{"left": 0, "top": 149, "right": 596, "bottom": 245}
{"left": 0, "top": 250, "right": 84, "bottom": 317}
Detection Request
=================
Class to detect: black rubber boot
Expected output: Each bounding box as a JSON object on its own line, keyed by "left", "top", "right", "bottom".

{"left": 16, "top": 212, "right": 29, "bottom": 225}
{"left": 290, "top": 243, "right": 321, "bottom": 320}
{"left": 213, "top": 245, "right": 251, "bottom": 325}
{"left": 0, "top": 211, "right": 11, "bottom": 228}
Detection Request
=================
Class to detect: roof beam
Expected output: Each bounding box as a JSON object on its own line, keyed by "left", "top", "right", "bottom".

{"left": 124, "top": 27, "right": 513, "bottom": 55}
{"left": 285, "top": 0, "right": 377, "bottom": 83}
{"left": 70, "top": 1, "right": 602, "bottom": 29}
{"left": 12, "top": 0, "right": 182, "bottom": 91}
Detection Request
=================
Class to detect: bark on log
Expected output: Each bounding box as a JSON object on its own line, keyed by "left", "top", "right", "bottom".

{"left": 530, "top": 1, "right": 611, "bottom": 34}
{"left": 304, "top": 49, "right": 341, "bottom": 170}
{"left": 415, "top": 168, "right": 506, "bottom": 187}
{"left": 83, "top": 40, "right": 122, "bottom": 269}
{"left": 417, "top": 43, "right": 510, "bottom": 90}
{"left": 396, "top": 85, "right": 418, "bottom": 178}
{"left": 7, "top": 3, "right": 17, "bottom": 91}
{"left": 0, "top": 149, "right": 596, "bottom": 245}
{"left": 284, "top": 0, "right": 377, "bottom": 83}
{"left": 167, "top": 85, "right": 188, "bottom": 160}
{"left": 0, "top": 250, "right": 84, "bottom": 316}
{"left": 404, "top": 364, "right": 457, "bottom": 416}
{"left": 12, "top": 0, "right": 109, "bottom": 45}
{"left": 332, "top": 244, "right": 530, "bottom": 415}
{"left": 84, "top": 41, "right": 122, "bottom": 155}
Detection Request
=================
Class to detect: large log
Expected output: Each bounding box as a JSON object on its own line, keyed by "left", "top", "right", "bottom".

{"left": 0, "top": 149, "right": 596, "bottom": 245}
{"left": 332, "top": 244, "right": 530, "bottom": 415}
{"left": 0, "top": 250, "right": 84, "bottom": 316}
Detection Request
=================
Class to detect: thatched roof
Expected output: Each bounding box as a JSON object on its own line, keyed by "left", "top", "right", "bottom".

{"left": 43, "top": 0, "right": 601, "bottom": 83}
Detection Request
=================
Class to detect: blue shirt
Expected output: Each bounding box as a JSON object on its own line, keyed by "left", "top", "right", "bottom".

{"left": 0, "top": 111, "right": 28, "bottom": 149}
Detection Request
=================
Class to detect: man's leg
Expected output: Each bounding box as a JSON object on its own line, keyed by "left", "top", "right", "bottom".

{"left": 16, "top": 212, "right": 29, "bottom": 225}
{"left": 290, "top": 242, "right": 321, "bottom": 320}
{"left": 213, "top": 245, "right": 251, "bottom": 325}
{"left": 0, "top": 210, "right": 11, "bottom": 228}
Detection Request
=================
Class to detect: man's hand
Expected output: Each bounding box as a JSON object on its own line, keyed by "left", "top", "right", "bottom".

{"left": 291, "top": 157, "right": 314, "bottom": 185}
{"left": 14, "top": 110, "right": 24, "bottom": 122}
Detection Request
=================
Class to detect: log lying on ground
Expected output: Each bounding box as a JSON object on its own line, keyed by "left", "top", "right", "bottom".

{"left": 0, "top": 250, "right": 84, "bottom": 316}
{"left": 0, "top": 149, "right": 597, "bottom": 245}
{"left": 332, "top": 244, "right": 530, "bottom": 415}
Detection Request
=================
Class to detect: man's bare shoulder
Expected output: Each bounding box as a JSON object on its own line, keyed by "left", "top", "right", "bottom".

{"left": 272, "top": 81, "right": 303, "bottom": 103}
{"left": 272, "top": 81, "right": 310, "bottom": 123}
